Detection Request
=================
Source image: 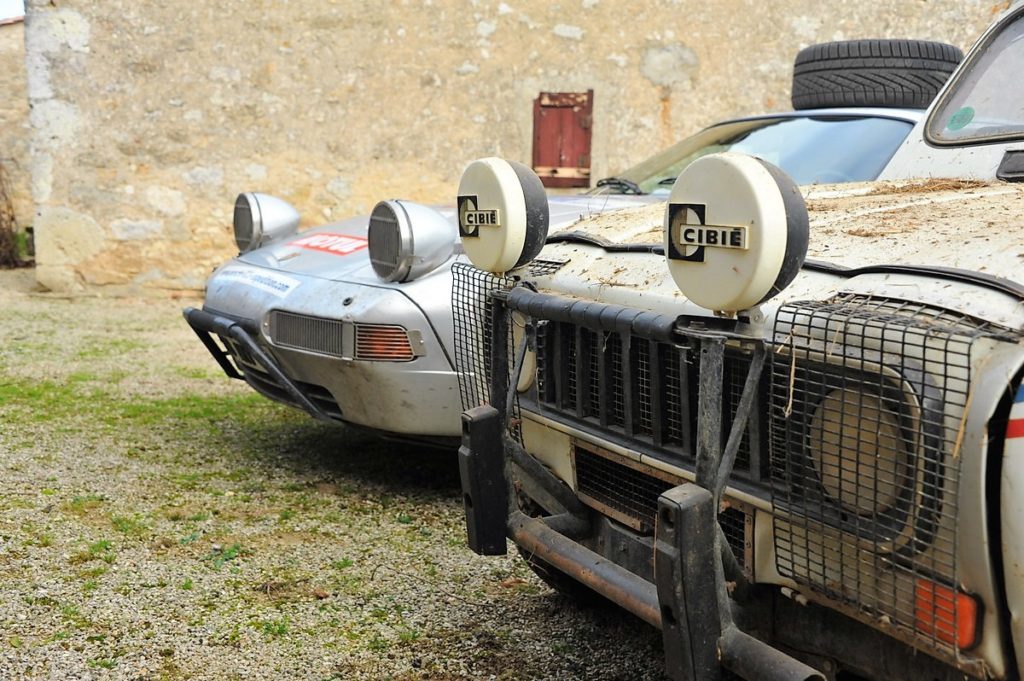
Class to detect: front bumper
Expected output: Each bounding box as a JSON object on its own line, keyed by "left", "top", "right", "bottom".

{"left": 459, "top": 405, "right": 824, "bottom": 681}
{"left": 184, "top": 303, "right": 462, "bottom": 446}
{"left": 184, "top": 307, "right": 333, "bottom": 421}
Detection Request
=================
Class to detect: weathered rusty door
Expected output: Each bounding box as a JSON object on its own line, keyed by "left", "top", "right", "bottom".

{"left": 532, "top": 90, "right": 593, "bottom": 189}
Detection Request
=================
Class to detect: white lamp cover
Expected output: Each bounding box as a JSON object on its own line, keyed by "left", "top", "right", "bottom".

{"left": 457, "top": 157, "right": 549, "bottom": 274}
{"left": 664, "top": 152, "right": 808, "bottom": 312}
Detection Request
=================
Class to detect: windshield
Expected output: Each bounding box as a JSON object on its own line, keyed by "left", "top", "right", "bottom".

{"left": 928, "top": 9, "right": 1024, "bottom": 144}
{"left": 599, "top": 115, "right": 913, "bottom": 194}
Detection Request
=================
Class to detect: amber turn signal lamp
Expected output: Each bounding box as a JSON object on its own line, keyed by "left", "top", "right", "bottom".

{"left": 914, "top": 579, "right": 980, "bottom": 650}
{"left": 354, "top": 324, "right": 416, "bottom": 362}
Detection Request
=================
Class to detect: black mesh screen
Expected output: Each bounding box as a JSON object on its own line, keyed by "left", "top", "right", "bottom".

{"left": 574, "top": 444, "right": 750, "bottom": 572}
{"left": 452, "top": 262, "right": 514, "bottom": 412}
{"left": 533, "top": 321, "right": 759, "bottom": 479}
{"left": 769, "top": 293, "right": 1008, "bottom": 656}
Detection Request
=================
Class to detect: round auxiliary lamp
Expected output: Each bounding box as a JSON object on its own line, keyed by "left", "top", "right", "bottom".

{"left": 663, "top": 152, "right": 809, "bottom": 313}
{"left": 233, "top": 192, "right": 301, "bottom": 254}
{"left": 456, "top": 158, "right": 550, "bottom": 275}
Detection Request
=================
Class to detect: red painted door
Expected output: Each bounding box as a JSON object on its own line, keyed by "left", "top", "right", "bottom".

{"left": 532, "top": 90, "right": 593, "bottom": 189}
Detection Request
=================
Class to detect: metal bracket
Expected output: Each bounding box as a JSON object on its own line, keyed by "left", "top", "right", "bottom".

{"left": 655, "top": 483, "right": 722, "bottom": 681}
{"left": 459, "top": 406, "right": 509, "bottom": 556}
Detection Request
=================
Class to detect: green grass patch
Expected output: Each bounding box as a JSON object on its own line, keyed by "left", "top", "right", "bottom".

{"left": 0, "top": 377, "right": 273, "bottom": 433}
{"left": 65, "top": 494, "right": 106, "bottom": 515}
{"left": 70, "top": 539, "right": 115, "bottom": 565}
{"left": 110, "top": 394, "right": 269, "bottom": 427}
{"left": 88, "top": 657, "right": 118, "bottom": 670}
{"left": 111, "top": 514, "right": 149, "bottom": 536}
{"left": 60, "top": 604, "right": 92, "bottom": 629}
{"left": 256, "top": 618, "right": 289, "bottom": 637}
{"left": 205, "top": 543, "right": 242, "bottom": 570}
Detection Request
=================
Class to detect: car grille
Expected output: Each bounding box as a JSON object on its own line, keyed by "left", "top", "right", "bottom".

{"left": 573, "top": 442, "right": 751, "bottom": 577}
{"left": 533, "top": 321, "right": 762, "bottom": 480}
{"left": 269, "top": 310, "right": 345, "bottom": 357}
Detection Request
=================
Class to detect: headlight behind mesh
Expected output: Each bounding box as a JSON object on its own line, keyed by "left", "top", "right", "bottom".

{"left": 808, "top": 388, "right": 906, "bottom": 516}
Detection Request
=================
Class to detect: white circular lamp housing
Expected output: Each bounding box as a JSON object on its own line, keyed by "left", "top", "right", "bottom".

{"left": 234, "top": 192, "right": 301, "bottom": 253}
{"left": 664, "top": 153, "right": 809, "bottom": 313}
{"left": 456, "top": 157, "right": 549, "bottom": 274}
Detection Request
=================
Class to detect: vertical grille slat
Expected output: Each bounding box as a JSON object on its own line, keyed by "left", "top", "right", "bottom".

{"left": 645, "top": 339, "right": 662, "bottom": 445}
{"left": 533, "top": 321, "right": 756, "bottom": 477}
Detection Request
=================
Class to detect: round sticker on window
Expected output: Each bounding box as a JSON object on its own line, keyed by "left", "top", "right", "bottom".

{"left": 947, "top": 106, "right": 975, "bottom": 132}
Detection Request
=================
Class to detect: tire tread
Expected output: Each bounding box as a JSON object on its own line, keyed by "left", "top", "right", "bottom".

{"left": 792, "top": 39, "right": 963, "bottom": 110}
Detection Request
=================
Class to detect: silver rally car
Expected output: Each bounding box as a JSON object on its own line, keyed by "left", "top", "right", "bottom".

{"left": 184, "top": 40, "right": 959, "bottom": 447}
{"left": 453, "top": 5, "right": 1024, "bottom": 681}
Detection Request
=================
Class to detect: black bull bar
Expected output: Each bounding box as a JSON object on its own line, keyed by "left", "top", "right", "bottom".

{"left": 458, "top": 288, "right": 824, "bottom": 681}
{"left": 182, "top": 307, "right": 331, "bottom": 422}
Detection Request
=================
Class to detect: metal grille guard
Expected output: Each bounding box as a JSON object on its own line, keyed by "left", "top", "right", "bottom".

{"left": 458, "top": 287, "right": 824, "bottom": 681}
{"left": 182, "top": 307, "right": 332, "bottom": 422}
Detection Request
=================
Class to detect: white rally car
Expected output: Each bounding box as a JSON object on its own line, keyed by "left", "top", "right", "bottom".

{"left": 453, "top": 5, "right": 1024, "bottom": 681}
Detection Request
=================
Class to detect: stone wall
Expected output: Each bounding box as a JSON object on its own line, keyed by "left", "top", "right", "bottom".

{"left": 1, "top": 18, "right": 31, "bottom": 231}
{"left": 20, "top": 0, "right": 1000, "bottom": 293}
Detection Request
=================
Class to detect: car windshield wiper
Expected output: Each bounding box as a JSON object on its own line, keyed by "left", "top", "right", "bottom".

{"left": 594, "top": 176, "right": 645, "bottom": 195}
{"left": 657, "top": 176, "right": 677, "bottom": 186}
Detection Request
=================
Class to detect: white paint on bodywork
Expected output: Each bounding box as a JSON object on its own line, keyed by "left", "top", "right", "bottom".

{"left": 539, "top": 180, "right": 1024, "bottom": 327}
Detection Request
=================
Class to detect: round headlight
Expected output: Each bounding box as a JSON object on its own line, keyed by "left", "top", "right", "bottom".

{"left": 233, "top": 193, "right": 259, "bottom": 252}
{"left": 233, "top": 192, "right": 300, "bottom": 253}
{"left": 808, "top": 388, "right": 906, "bottom": 516}
{"left": 368, "top": 200, "right": 457, "bottom": 283}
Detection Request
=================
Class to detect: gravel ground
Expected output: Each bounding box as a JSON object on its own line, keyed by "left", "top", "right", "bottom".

{"left": 0, "top": 269, "right": 667, "bottom": 680}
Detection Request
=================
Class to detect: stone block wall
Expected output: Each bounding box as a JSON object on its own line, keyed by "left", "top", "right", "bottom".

{"left": 1, "top": 18, "right": 31, "bottom": 230}
{"left": 17, "top": 0, "right": 999, "bottom": 293}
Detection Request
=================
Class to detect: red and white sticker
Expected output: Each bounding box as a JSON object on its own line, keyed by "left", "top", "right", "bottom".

{"left": 289, "top": 232, "right": 368, "bottom": 256}
{"left": 1007, "top": 384, "right": 1024, "bottom": 439}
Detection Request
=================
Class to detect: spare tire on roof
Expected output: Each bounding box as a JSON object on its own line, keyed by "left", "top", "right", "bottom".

{"left": 791, "top": 39, "right": 963, "bottom": 110}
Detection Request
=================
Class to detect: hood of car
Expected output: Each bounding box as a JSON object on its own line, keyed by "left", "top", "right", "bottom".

{"left": 234, "top": 194, "right": 655, "bottom": 282}
{"left": 551, "top": 179, "right": 1023, "bottom": 284}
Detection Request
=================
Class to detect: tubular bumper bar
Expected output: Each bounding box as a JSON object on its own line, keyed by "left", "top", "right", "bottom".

{"left": 182, "top": 306, "right": 331, "bottom": 422}
{"left": 507, "top": 495, "right": 822, "bottom": 681}
{"left": 458, "top": 408, "right": 824, "bottom": 681}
